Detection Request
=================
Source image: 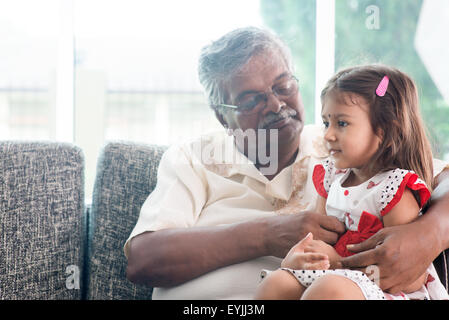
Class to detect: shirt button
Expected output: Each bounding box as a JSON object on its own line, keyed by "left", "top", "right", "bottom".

{"left": 344, "top": 190, "right": 349, "bottom": 196}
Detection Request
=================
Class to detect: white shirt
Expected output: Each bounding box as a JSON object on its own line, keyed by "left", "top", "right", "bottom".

{"left": 124, "top": 124, "right": 449, "bottom": 299}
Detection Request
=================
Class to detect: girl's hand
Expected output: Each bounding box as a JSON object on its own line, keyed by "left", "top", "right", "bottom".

{"left": 301, "top": 234, "right": 342, "bottom": 269}
{"left": 281, "top": 232, "right": 330, "bottom": 270}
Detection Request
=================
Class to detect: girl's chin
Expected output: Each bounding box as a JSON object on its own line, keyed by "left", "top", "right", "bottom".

{"left": 332, "top": 158, "right": 349, "bottom": 170}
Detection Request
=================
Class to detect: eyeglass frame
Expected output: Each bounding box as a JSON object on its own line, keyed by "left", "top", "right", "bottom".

{"left": 214, "top": 75, "right": 299, "bottom": 114}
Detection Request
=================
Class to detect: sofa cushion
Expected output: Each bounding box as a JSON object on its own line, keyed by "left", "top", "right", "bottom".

{"left": 87, "top": 142, "right": 167, "bottom": 300}
{"left": 0, "top": 142, "right": 84, "bottom": 299}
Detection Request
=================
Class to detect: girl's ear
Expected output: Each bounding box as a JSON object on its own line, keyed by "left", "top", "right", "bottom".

{"left": 376, "top": 127, "right": 384, "bottom": 142}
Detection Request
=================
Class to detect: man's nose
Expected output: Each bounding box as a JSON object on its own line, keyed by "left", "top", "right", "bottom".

{"left": 262, "top": 93, "right": 285, "bottom": 114}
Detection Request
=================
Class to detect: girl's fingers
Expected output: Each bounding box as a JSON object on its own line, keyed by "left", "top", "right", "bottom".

{"left": 303, "top": 252, "right": 329, "bottom": 262}
{"left": 303, "top": 260, "right": 330, "bottom": 270}
{"left": 302, "top": 253, "right": 330, "bottom": 270}
{"left": 287, "top": 232, "right": 314, "bottom": 257}
{"left": 293, "top": 232, "right": 313, "bottom": 250}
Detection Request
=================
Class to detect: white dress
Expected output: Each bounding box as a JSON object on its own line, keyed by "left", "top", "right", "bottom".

{"left": 262, "top": 159, "right": 449, "bottom": 300}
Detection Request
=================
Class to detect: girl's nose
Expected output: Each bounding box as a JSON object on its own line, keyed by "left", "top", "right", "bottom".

{"left": 324, "top": 126, "right": 336, "bottom": 142}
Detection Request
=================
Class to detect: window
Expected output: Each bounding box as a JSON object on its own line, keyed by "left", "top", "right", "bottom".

{"left": 1, "top": 0, "right": 448, "bottom": 200}
{"left": 73, "top": 0, "right": 264, "bottom": 196}
{"left": 333, "top": 0, "right": 449, "bottom": 161}
{"left": 0, "top": 1, "right": 59, "bottom": 140}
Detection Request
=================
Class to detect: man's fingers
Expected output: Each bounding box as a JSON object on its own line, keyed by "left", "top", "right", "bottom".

{"left": 319, "top": 215, "right": 346, "bottom": 234}
{"left": 339, "top": 247, "right": 379, "bottom": 269}
{"left": 346, "top": 232, "right": 383, "bottom": 253}
{"left": 346, "top": 240, "right": 378, "bottom": 254}
{"left": 317, "top": 216, "right": 346, "bottom": 244}
{"left": 315, "top": 229, "right": 341, "bottom": 245}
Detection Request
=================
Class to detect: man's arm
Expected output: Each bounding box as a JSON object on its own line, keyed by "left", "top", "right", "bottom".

{"left": 126, "top": 220, "right": 267, "bottom": 287}
{"left": 126, "top": 212, "right": 345, "bottom": 287}
{"left": 340, "top": 168, "right": 449, "bottom": 293}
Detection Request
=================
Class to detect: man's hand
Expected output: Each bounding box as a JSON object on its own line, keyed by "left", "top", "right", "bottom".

{"left": 339, "top": 222, "right": 439, "bottom": 294}
{"left": 281, "top": 232, "right": 330, "bottom": 270}
{"left": 264, "top": 211, "right": 345, "bottom": 258}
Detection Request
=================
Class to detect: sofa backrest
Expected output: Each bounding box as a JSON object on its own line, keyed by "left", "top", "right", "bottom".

{"left": 0, "top": 142, "right": 85, "bottom": 299}
{"left": 434, "top": 250, "right": 449, "bottom": 292}
{"left": 86, "top": 142, "right": 167, "bottom": 300}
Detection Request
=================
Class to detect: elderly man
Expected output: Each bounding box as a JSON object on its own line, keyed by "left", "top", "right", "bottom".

{"left": 125, "top": 27, "right": 449, "bottom": 299}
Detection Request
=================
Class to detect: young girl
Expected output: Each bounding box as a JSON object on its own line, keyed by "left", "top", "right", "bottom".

{"left": 255, "top": 65, "right": 449, "bottom": 300}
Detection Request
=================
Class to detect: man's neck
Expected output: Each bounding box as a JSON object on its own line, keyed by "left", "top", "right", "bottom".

{"left": 258, "top": 147, "right": 299, "bottom": 181}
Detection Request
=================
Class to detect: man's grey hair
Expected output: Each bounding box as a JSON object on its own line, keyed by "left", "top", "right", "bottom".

{"left": 198, "top": 26, "right": 294, "bottom": 107}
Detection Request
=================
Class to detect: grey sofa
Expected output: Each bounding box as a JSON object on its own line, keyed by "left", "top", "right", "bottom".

{"left": 0, "top": 141, "right": 166, "bottom": 299}
{"left": 0, "top": 142, "right": 85, "bottom": 299}
{"left": 0, "top": 141, "right": 448, "bottom": 299}
{"left": 86, "top": 142, "right": 167, "bottom": 299}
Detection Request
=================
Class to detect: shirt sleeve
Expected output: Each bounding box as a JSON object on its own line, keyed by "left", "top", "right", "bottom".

{"left": 433, "top": 158, "right": 449, "bottom": 177}
{"left": 378, "top": 169, "right": 431, "bottom": 217}
{"left": 312, "top": 157, "right": 347, "bottom": 198}
{"left": 124, "top": 144, "right": 207, "bottom": 258}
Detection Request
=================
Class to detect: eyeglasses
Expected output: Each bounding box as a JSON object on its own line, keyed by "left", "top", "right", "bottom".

{"left": 215, "top": 75, "right": 299, "bottom": 115}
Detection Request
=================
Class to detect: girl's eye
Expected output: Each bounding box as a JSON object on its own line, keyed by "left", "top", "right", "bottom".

{"left": 322, "top": 121, "right": 329, "bottom": 128}
{"left": 338, "top": 120, "right": 348, "bottom": 127}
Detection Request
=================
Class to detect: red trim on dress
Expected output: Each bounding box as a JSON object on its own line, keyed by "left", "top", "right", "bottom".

{"left": 380, "top": 172, "right": 431, "bottom": 216}
{"left": 312, "top": 164, "right": 328, "bottom": 199}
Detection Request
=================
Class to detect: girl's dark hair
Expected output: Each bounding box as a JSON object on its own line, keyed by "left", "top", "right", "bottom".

{"left": 321, "top": 64, "right": 434, "bottom": 190}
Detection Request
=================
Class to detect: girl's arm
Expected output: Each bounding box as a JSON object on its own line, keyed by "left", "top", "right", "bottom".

{"left": 301, "top": 195, "right": 343, "bottom": 268}
{"left": 314, "top": 195, "right": 327, "bottom": 215}
{"left": 382, "top": 188, "right": 427, "bottom": 293}
{"left": 340, "top": 169, "right": 449, "bottom": 293}
{"left": 280, "top": 195, "right": 342, "bottom": 270}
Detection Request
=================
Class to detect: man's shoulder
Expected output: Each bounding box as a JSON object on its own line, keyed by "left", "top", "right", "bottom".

{"left": 301, "top": 124, "right": 324, "bottom": 139}
{"left": 299, "top": 124, "right": 328, "bottom": 159}
{"left": 164, "top": 130, "right": 231, "bottom": 165}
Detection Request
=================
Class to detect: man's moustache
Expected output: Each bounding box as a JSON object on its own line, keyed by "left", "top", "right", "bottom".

{"left": 259, "top": 109, "right": 297, "bottom": 129}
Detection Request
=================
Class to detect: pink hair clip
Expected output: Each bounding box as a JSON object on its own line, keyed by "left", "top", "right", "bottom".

{"left": 376, "top": 75, "right": 389, "bottom": 97}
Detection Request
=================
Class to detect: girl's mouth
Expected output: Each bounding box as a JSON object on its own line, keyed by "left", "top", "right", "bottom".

{"left": 330, "top": 149, "right": 341, "bottom": 155}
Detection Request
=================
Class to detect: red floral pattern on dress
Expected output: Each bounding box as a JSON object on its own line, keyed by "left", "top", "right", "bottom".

{"left": 425, "top": 274, "right": 435, "bottom": 287}
{"left": 367, "top": 181, "right": 380, "bottom": 189}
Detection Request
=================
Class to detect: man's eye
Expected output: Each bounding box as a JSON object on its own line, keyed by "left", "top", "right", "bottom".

{"left": 275, "top": 84, "right": 292, "bottom": 95}
{"left": 338, "top": 120, "right": 348, "bottom": 127}
{"left": 274, "top": 78, "right": 297, "bottom": 96}
{"left": 239, "top": 95, "right": 264, "bottom": 110}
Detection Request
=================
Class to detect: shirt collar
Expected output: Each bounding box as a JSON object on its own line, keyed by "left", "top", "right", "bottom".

{"left": 200, "top": 125, "right": 329, "bottom": 200}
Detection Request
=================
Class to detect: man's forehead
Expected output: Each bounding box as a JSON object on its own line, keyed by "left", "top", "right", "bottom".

{"left": 226, "top": 52, "right": 290, "bottom": 98}
{"left": 237, "top": 50, "right": 288, "bottom": 76}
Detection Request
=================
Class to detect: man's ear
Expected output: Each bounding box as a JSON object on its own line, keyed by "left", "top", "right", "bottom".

{"left": 214, "top": 107, "right": 228, "bottom": 128}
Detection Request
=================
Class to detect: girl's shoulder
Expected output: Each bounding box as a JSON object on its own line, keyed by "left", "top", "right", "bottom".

{"left": 312, "top": 157, "right": 348, "bottom": 198}
{"left": 374, "top": 168, "right": 431, "bottom": 216}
